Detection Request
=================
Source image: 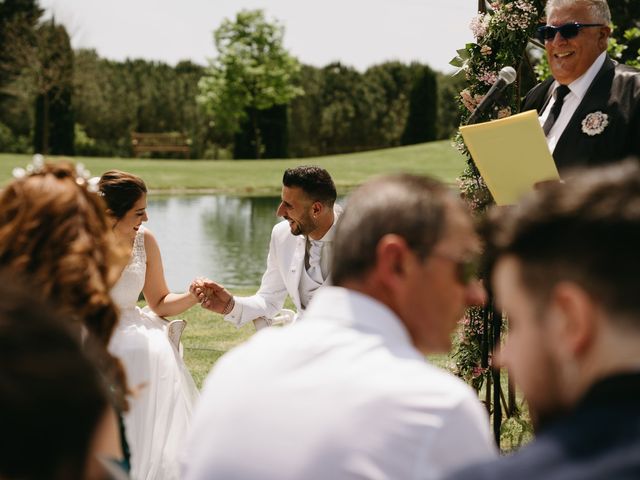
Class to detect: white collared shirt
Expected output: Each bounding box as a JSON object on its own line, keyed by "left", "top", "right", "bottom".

{"left": 539, "top": 51, "right": 607, "bottom": 152}
{"left": 183, "top": 287, "right": 497, "bottom": 480}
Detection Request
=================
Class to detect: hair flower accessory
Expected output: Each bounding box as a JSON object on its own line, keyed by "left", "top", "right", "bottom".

{"left": 581, "top": 111, "right": 609, "bottom": 136}
{"left": 88, "top": 176, "right": 101, "bottom": 194}
{"left": 12, "top": 154, "right": 45, "bottom": 179}
{"left": 11, "top": 156, "right": 100, "bottom": 195}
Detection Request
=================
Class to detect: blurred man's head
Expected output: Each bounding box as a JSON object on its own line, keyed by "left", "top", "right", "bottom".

{"left": 333, "top": 174, "right": 485, "bottom": 354}
{"left": 485, "top": 161, "right": 640, "bottom": 428}
{"left": 277, "top": 166, "right": 336, "bottom": 239}
{"left": 543, "top": 0, "right": 611, "bottom": 85}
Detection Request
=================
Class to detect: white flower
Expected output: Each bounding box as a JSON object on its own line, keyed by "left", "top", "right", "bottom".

{"left": 88, "top": 176, "right": 101, "bottom": 194}
{"left": 32, "top": 154, "right": 44, "bottom": 170}
{"left": 581, "top": 111, "right": 609, "bottom": 136}
{"left": 12, "top": 167, "right": 26, "bottom": 179}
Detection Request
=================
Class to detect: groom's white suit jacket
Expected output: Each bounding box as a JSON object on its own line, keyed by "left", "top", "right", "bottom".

{"left": 225, "top": 205, "right": 341, "bottom": 327}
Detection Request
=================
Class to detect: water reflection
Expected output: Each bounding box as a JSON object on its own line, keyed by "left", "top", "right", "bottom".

{"left": 146, "top": 195, "right": 282, "bottom": 291}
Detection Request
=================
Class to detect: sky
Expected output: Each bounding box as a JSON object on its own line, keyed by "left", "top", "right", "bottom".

{"left": 38, "top": 0, "right": 476, "bottom": 73}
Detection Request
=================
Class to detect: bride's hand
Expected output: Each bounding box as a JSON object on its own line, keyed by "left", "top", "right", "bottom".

{"left": 189, "top": 277, "right": 206, "bottom": 300}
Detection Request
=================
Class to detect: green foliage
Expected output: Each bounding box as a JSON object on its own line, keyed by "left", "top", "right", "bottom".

{"left": 0, "top": 0, "right": 43, "bottom": 87}
{"left": 288, "top": 61, "right": 429, "bottom": 157}
{"left": 452, "top": 0, "right": 546, "bottom": 211}
{"left": 198, "top": 9, "right": 303, "bottom": 158}
{"left": 609, "top": 1, "right": 640, "bottom": 64}
{"left": 74, "top": 123, "right": 97, "bottom": 155}
{"left": 0, "top": 121, "right": 30, "bottom": 153}
{"left": 453, "top": 307, "right": 488, "bottom": 391}
{"left": 73, "top": 51, "right": 209, "bottom": 158}
{"left": 401, "top": 66, "right": 438, "bottom": 145}
{"left": 609, "top": 27, "right": 640, "bottom": 68}
{"left": 32, "top": 21, "right": 75, "bottom": 155}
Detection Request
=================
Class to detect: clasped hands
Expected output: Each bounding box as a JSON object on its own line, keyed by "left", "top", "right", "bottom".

{"left": 189, "top": 278, "right": 235, "bottom": 315}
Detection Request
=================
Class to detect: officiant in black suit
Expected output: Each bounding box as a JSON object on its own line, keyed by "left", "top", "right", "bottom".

{"left": 522, "top": 0, "right": 640, "bottom": 173}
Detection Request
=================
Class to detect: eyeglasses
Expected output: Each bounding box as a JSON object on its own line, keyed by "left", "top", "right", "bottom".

{"left": 431, "top": 253, "right": 480, "bottom": 285}
{"left": 535, "top": 22, "right": 604, "bottom": 43}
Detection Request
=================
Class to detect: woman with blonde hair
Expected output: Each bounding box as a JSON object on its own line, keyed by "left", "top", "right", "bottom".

{"left": 0, "top": 159, "right": 131, "bottom": 474}
{"left": 100, "top": 169, "right": 199, "bottom": 480}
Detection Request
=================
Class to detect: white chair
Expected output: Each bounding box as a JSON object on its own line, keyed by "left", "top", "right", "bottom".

{"left": 167, "top": 319, "right": 187, "bottom": 357}
{"left": 252, "top": 309, "right": 296, "bottom": 331}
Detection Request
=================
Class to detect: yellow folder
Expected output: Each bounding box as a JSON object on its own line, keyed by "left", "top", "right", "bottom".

{"left": 460, "top": 110, "right": 560, "bottom": 206}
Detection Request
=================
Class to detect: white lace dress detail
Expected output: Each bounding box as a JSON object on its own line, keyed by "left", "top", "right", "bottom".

{"left": 109, "top": 226, "right": 198, "bottom": 480}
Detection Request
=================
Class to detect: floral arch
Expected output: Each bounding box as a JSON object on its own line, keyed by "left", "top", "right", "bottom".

{"left": 450, "top": 0, "right": 547, "bottom": 447}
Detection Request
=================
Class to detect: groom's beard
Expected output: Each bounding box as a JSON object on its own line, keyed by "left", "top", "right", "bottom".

{"left": 287, "top": 211, "right": 316, "bottom": 236}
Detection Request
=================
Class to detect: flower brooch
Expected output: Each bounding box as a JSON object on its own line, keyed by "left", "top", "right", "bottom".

{"left": 581, "top": 111, "right": 609, "bottom": 136}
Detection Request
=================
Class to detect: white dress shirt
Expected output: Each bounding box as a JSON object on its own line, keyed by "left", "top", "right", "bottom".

{"left": 298, "top": 221, "right": 336, "bottom": 309}
{"left": 539, "top": 51, "right": 607, "bottom": 153}
{"left": 183, "top": 287, "right": 497, "bottom": 480}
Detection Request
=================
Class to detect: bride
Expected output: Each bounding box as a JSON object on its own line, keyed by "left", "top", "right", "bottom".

{"left": 100, "top": 170, "right": 200, "bottom": 480}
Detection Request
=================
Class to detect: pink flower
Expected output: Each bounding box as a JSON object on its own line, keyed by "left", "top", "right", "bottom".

{"left": 460, "top": 88, "right": 485, "bottom": 112}
{"left": 480, "top": 45, "right": 492, "bottom": 56}
{"left": 477, "top": 70, "right": 498, "bottom": 86}
{"left": 469, "top": 13, "right": 490, "bottom": 39}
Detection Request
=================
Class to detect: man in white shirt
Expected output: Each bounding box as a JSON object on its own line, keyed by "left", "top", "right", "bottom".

{"left": 523, "top": 0, "right": 640, "bottom": 172}
{"left": 183, "top": 174, "right": 497, "bottom": 480}
{"left": 193, "top": 166, "right": 339, "bottom": 329}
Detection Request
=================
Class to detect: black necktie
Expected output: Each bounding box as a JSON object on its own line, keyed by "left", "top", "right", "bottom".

{"left": 542, "top": 84, "right": 571, "bottom": 135}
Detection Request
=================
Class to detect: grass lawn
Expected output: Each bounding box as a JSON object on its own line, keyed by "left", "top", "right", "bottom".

{"left": 0, "top": 140, "right": 466, "bottom": 193}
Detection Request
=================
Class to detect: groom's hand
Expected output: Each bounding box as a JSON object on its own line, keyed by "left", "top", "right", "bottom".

{"left": 199, "top": 279, "right": 234, "bottom": 315}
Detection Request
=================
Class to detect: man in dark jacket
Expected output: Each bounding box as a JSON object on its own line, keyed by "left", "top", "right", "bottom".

{"left": 522, "top": 0, "right": 640, "bottom": 173}
{"left": 447, "top": 161, "right": 640, "bottom": 479}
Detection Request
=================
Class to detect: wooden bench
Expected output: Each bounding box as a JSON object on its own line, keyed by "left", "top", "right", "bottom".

{"left": 131, "top": 132, "right": 191, "bottom": 158}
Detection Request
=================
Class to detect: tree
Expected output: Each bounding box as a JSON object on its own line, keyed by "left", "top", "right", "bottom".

{"left": 32, "top": 21, "right": 74, "bottom": 154}
{"left": 0, "top": 0, "right": 42, "bottom": 91}
{"left": 401, "top": 66, "right": 437, "bottom": 145}
{"left": 0, "top": 0, "right": 43, "bottom": 139}
{"left": 198, "top": 9, "right": 303, "bottom": 159}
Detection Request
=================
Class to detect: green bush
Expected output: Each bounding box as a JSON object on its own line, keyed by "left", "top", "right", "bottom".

{"left": 0, "top": 122, "right": 31, "bottom": 153}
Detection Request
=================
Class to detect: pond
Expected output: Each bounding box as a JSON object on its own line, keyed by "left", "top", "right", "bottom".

{"left": 146, "top": 195, "right": 282, "bottom": 292}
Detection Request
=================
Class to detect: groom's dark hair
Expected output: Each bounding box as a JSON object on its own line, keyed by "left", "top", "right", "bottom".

{"left": 283, "top": 166, "right": 336, "bottom": 206}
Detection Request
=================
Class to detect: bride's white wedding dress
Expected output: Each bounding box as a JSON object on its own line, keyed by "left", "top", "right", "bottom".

{"left": 109, "top": 226, "right": 199, "bottom": 480}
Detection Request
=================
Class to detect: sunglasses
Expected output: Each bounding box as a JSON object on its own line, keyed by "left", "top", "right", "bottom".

{"left": 431, "top": 253, "right": 480, "bottom": 285}
{"left": 536, "top": 22, "right": 604, "bottom": 43}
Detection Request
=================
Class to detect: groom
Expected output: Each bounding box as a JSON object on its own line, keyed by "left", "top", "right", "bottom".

{"left": 193, "top": 166, "right": 339, "bottom": 329}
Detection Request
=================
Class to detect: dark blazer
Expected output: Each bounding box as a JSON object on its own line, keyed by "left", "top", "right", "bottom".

{"left": 445, "top": 373, "right": 640, "bottom": 480}
{"left": 522, "top": 57, "right": 640, "bottom": 173}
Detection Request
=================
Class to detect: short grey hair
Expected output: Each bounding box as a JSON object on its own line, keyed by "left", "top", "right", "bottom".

{"left": 546, "top": 0, "right": 611, "bottom": 26}
{"left": 332, "top": 174, "right": 460, "bottom": 286}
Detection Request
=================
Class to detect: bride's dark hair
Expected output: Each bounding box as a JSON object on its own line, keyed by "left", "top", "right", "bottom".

{"left": 0, "top": 161, "right": 130, "bottom": 411}
{"left": 99, "top": 170, "right": 148, "bottom": 219}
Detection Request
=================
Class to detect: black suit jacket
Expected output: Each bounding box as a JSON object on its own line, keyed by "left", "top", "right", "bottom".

{"left": 522, "top": 57, "right": 640, "bottom": 173}
{"left": 445, "top": 373, "right": 640, "bottom": 480}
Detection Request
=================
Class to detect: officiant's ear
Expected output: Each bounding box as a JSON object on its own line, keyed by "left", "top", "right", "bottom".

{"left": 597, "top": 25, "right": 611, "bottom": 48}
